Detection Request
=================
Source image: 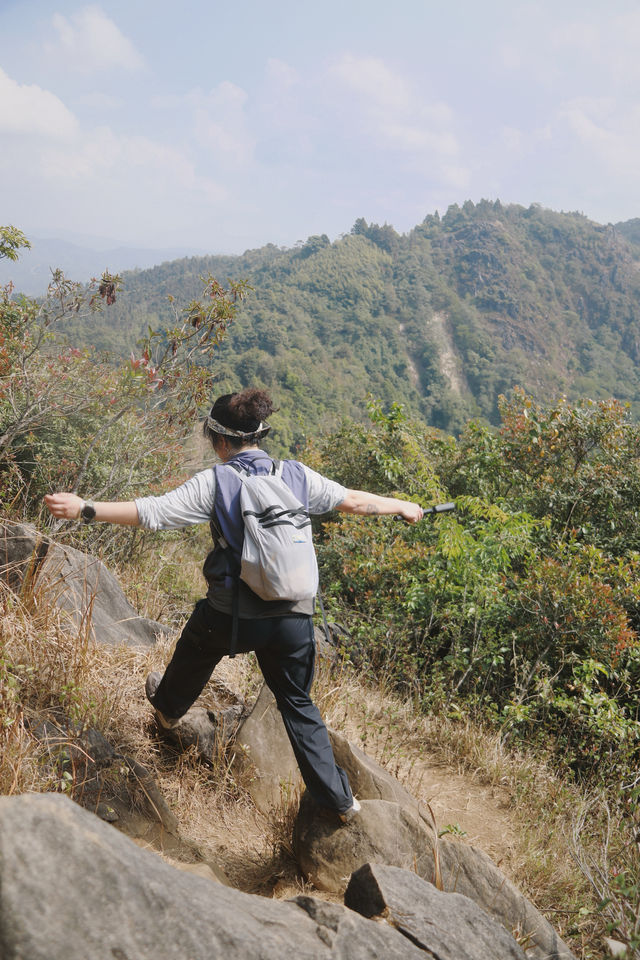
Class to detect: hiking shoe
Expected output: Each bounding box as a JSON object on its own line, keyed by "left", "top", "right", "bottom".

{"left": 338, "top": 798, "right": 361, "bottom": 823}
{"left": 145, "top": 671, "right": 180, "bottom": 730}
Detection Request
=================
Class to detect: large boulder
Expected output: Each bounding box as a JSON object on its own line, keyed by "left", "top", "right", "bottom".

{"left": 233, "top": 682, "right": 300, "bottom": 813}
{"left": 345, "top": 862, "right": 528, "bottom": 960}
{"left": 0, "top": 792, "right": 426, "bottom": 960}
{"left": 293, "top": 794, "right": 576, "bottom": 960}
{"left": 0, "top": 520, "right": 166, "bottom": 647}
{"left": 231, "top": 681, "right": 403, "bottom": 815}
{"left": 432, "top": 837, "right": 577, "bottom": 960}
{"left": 328, "top": 727, "right": 419, "bottom": 807}
{"left": 293, "top": 795, "right": 436, "bottom": 893}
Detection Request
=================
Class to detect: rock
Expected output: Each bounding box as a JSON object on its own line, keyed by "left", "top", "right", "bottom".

{"left": 313, "top": 624, "right": 339, "bottom": 662}
{"left": 163, "top": 857, "right": 228, "bottom": 886}
{"left": 231, "top": 685, "right": 422, "bottom": 813}
{"left": 96, "top": 802, "right": 119, "bottom": 822}
{"left": 430, "top": 838, "right": 577, "bottom": 960}
{"left": 0, "top": 520, "right": 166, "bottom": 647}
{"left": 293, "top": 794, "right": 576, "bottom": 960}
{"left": 293, "top": 794, "right": 437, "bottom": 894}
{"left": 328, "top": 727, "right": 418, "bottom": 807}
{"left": 0, "top": 792, "right": 426, "bottom": 960}
{"left": 119, "top": 756, "right": 180, "bottom": 833}
{"left": 345, "top": 862, "right": 528, "bottom": 959}
{"left": 605, "top": 938, "right": 629, "bottom": 958}
{"left": 233, "top": 682, "right": 301, "bottom": 813}
{"left": 160, "top": 706, "right": 220, "bottom": 761}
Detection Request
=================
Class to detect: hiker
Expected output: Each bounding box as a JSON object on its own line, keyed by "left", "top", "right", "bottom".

{"left": 44, "top": 388, "right": 423, "bottom": 822}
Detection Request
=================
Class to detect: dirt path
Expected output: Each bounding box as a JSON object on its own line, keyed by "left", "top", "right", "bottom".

{"left": 410, "top": 756, "right": 518, "bottom": 868}
{"left": 322, "top": 684, "right": 521, "bottom": 885}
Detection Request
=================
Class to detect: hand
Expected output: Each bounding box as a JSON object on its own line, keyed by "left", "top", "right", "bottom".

{"left": 397, "top": 502, "right": 423, "bottom": 524}
{"left": 44, "top": 493, "right": 84, "bottom": 520}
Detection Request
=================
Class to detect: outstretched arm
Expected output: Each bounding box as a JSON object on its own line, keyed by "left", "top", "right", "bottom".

{"left": 336, "top": 490, "right": 423, "bottom": 524}
{"left": 44, "top": 493, "right": 140, "bottom": 525}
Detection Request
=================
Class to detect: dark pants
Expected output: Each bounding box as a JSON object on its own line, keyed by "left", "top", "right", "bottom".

{"left": 151, "top": 599, "right": 353, "bottom": 813}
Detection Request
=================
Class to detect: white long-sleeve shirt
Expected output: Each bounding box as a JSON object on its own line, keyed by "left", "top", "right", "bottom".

{"left": 135, "top": 461, "right": 347, "bottom": 618}
{"left": 135, "top": 463, "right": 346, "bottom": 530}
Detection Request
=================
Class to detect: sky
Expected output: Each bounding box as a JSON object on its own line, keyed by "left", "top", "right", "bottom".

{"left": 1, "top": 0, "right": 639, "bottom": 254}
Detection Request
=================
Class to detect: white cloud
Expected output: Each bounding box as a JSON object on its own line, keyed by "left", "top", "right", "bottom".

{"left": 328, "top": 54, "right": 465, "bottom": 176}
{"left": 331, "top": 55, "right": 412, "bottom": 114}
{"left": 153, "top": 82, "right": 255, "bottom": 167}
{"left": 550, "top": 9, "right": 640, "bottom": 85}
{"left": 45, "top": 5, "right": 144, "bottom": 73}
{"left": 559, "top": 97, "right": 640, "bottom": 177}
{"left": 265, "top": 58, "right": 299, "bottom": 89}
{"left": 0, "top": 68, "right": 78, "bottom": 138}
{"left": 39, "top": 125, "right": 226, "bottom": 203}
{"left": 259, "top": 58, "right": 313, "bottom": 148}
{"left": 501, "top": 126, "right": 524, "bottom": 153}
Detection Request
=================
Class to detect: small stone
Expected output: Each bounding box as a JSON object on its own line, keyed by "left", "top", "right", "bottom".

{"left": 96, "top": 803, "right": 119, "bottom": 823}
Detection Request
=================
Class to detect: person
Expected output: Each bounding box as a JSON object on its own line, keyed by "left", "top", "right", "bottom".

{"left": 44, "top": 388, "right": 423, "bottom": 822}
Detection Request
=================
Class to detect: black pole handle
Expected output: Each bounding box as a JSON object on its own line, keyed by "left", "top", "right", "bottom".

{"left": 394, "top": 501, "right": 455, "bottom": 522}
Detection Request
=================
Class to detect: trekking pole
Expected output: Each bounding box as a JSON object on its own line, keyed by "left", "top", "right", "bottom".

{"left": 394, "top": 501, "right": 455, "bottom": 522}
{"left": 423, "top": 502, "right": 455, "bottom": 516}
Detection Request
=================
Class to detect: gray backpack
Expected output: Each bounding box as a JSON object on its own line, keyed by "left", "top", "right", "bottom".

{"left": 233, "top": 461, "right": 318, "bottom": 602}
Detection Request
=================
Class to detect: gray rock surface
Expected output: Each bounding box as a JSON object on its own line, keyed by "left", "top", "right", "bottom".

{"left": 231, "top": 682, "right": 421, "bottom": 814}
{"left": 233, "top": 682, "right": 300, "bottom": 812}
{"left": 293, "top": 794, "right": 437, "bottom": 893}
{"left": 0, "top": 520, "right": 166, "bottom": 647}
{"left": 0, "top": 793, "right": 426, "bottom": 960}
{"left": 328, "top": 727, "right": 418, "bottom": 807}
{"left": 345, "top": 862, "right": 528, "bottom": 959}
{"left": 158, "top": 702, "right": 243, "bottom": 763}
{"left": 294, "top": 794, "right": 576, "bottom": 960}
{"left": 431, "top": 837, "right": 577, "bottom": 960}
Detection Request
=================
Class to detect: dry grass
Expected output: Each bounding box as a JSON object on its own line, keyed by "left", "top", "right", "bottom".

{"left": 311, "top": 655, "right": 624, "bottom": 957}
{"left": 1, "top": 560, "right": 631, "bottom": 957}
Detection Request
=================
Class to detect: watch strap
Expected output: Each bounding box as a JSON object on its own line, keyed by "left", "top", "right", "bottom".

{"left": 81, "top": 499, "right": 97, "bottom": 523}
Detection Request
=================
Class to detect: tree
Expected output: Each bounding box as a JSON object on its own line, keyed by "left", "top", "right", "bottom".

{"left": 0, "top": 227, "right": 246, "bottom": 558}
{"left": 0, "top": 226, "right": 30, "bottom": 262}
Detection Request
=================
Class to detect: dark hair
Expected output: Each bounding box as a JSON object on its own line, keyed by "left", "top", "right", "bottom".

{"left": 203, "top": 388, "right": 274, "bottom": 449}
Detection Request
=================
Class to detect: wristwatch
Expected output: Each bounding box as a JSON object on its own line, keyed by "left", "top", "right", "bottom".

{"left": 80, "top": 499, "right": 97, "bottom": 523}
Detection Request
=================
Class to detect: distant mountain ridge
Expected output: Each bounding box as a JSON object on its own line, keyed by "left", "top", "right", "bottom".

{"left": 32, "top": 201, "right": 640, "bottom": 448}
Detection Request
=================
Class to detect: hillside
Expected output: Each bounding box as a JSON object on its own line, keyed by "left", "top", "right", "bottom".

{"left": 57, "top": 201, "right": 640, "bottom": 447}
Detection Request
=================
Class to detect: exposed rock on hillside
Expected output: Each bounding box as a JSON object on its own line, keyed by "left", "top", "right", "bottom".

{"left": 0, "top": 520, "right": 165, "bottom": 647}
{"left": 293, "top": 794, "right": 575, "bottom": 959}
{"left": 346, "top": 862, "right": 528, "bottom": 959}
{"left": 0, "top": 793, "right": 427, "bottom": 960}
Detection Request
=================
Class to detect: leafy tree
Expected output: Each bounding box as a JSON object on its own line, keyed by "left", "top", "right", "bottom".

{"left": 0, "top": 226, "right": 30, "bottom": 263}
{"left": 310, "top": 396, "right": 640, "bottom": 784}
{"left": 0, "top": 228, "right": 245, "bottom": 559}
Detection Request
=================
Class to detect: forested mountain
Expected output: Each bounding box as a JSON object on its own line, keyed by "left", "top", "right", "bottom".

{"left": 65, "top": 201, "right": 640, "bottom": 449}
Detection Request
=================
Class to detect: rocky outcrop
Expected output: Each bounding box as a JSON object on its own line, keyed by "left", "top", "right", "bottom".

{"left": 293, "top": 792, "right": 576, "bottom": 960}
{"left": 294, "top": 794, "right": 437, "bottom": 892}
{"left": 0, "top": 793, "right": 426, "bottom": 960}
{"left": 345, "top": 862, "right": 528, "bottom": 959}
{"left": 158, "top": 703, "right": 244, "bottom": 764}
{"left": 231, "top": 679, "right": 407, "bottom": 815}
{"left": 232, "top": 681, "right": 575, "bottom": 959}
{"left": 233, "top": 681, "right": 301, "bottom": 813}
{"left": 328, "top": 727, "right": 418, "bottom": 807}
{"left": 0, "top": 520, "right": 166, "bottom": 647}
{"left": 431, "top": 838, "right": 577, "bottom": 960}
